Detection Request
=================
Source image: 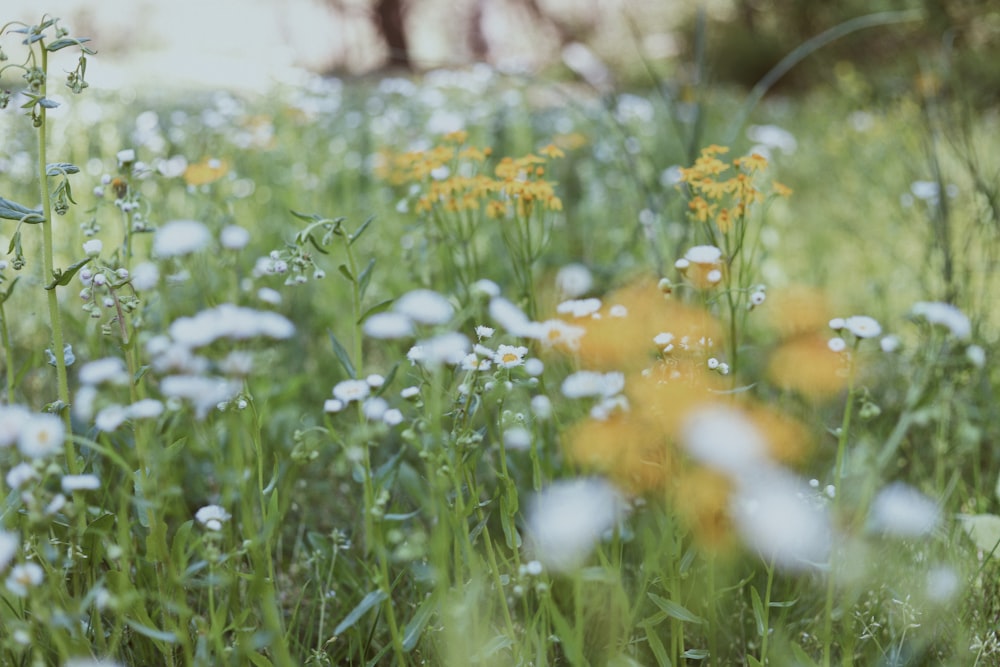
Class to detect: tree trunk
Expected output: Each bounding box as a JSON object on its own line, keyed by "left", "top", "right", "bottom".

{"left": 375, "top": 0, "right": 411, "bottom": 69}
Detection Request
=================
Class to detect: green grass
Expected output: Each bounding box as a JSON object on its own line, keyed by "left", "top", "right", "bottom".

{"left": 1, "top": 12, "right": 999, "bottom": 667}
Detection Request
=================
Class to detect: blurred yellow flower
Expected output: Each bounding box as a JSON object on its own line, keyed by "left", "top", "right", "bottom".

{"left": 183, "top": 158, "right": 229, "bottom": 186}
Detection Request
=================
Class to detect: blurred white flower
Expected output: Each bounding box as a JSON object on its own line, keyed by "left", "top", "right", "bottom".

{"left": 556, "top": 298, "right": 602, "bottom": 319}
{"left": 5, "top": 562, "right": 43, "bottom": 597}
{"left": 168, "top": 304, "right": 294, "bottom": 347}
{"left": 746, "top": 124, "right": 797, "bottom": 155}
{"left": 130, "top": 262, "right": 159, "bottom": 291}
{"left": 555, "top": 263, "right": 593, "bottom": 298}
{"left": 503, "top": 427, "right": 532, "bottom": 450}
{"left": 561, "top": 370, "right": 624, "bottom": 399}
{"left": 6, "top": 462, "right": 37, "bottom": 489}
{"left": 219, "top": 225, "right": 250, "bottom": 250}
{"left": 910, "top": 301, "right": 971, "bottom": 340}
{"left": 18, "top": 413, "right": 65, "bottom": 459}
{"left": 79, "top": 358, "right": 129, "bottom": 386}
{"left": 153, "top": 219, "right": 211, "bottom": 257}
{"left": 729, "top": 468, "right": 831, "bottom": 571}
{"left": 161, "top": 375, "right": 241, "bottom": 419}
{"left": 414, "top": 332, "right": 470, "bottom": 366}
{"left": 525, "top": 478, "right": 625, "bottom": 572}
{"left": 394, "top": 289, "right": 453, "bottom": 325}
{"left": 681, "top": 405, "right": 770, "bottom": 476}
{"left": 61, "top": 474, "right": 101, "bottom": 492}
{"left": 868, "top": 482, "right": 940, "bottom": 537}
{"left": 0, "top": 404, "right": 30, "bottom": 448}
{"left": 362, "top": 312, "right": 414, "bottom": 339}
{"left": 95, "top": 404, "right": 129, "bottom": 432}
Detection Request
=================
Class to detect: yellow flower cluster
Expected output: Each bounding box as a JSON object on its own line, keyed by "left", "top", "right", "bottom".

{"left": 545, "top": 280, "right": 814, "bottom": 551}
{"left": 377, "top": 132, "right": 564, "bottom": 219}
{"left": 678, "top": 145, "right": 790, "bottom": 234}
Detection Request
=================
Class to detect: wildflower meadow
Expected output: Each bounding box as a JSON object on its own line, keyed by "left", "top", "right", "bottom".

{"left": 1, "top": 8, "right": 999, "bottom": 667}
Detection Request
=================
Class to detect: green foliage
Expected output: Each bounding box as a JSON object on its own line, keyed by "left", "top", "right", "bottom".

{"left": 0, "top": 6, "right": 998, "bottom": 667}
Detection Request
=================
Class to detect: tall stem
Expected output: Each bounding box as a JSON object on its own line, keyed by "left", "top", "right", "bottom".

{"left": 36, "top": 44, "right": 76, "bottom": 473}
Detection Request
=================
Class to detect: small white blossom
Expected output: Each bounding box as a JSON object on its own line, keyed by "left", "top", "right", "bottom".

{"left": 967, "top": 344, "right": 986, "bottom": 368}
{"left": 153, "top": 220, "right": 212, "bottom": 257}
{"left": 868, "top": 482, "right": 940, "bottom": 537}
{"left": 366, "top": 374, "right": 385, "bottom": 388}
{"left": 219, "top": 225, "right": 251, "bottom": 250}
{"left": 17, "top": 413, "right": 65, "bottom": 459}
{"left": 471, "top": 278, "right": 501, "bottom": 297}
{"left": 556, "top": 298, "right": 602, "bottom": 319}
{"left": 116, "top": 148, "right": 136, "bottom": 165}
{"left": 333, "top": 379, "right": 370, "bottom": 403}
{"left": 503, "top": 427, "right": 532, "bottom": 450}
{"left": 195, "top": 504, "right": 231, "bottom": 531}
{"left": 475, "top": 325, "right": 495, "bottom": 340}
{"left": 413, "top": 332, "right": 470, "bottom": 366}
{"left": 80, "top": 358, "right": 129, "bottom": 386}
{"left": 910, "top": 301, "right": 971, "bottom": 340}
{"left": 383, "top": 409, "right": 404, "bottom": 426}
{"left": 844, "top": 315, "right": 882, "bottom": 339}
{"left": 685, "top": 245, "right": 723, "bottom": 264}
{"left": 524, "top": 358, "right": 544, "bottom": 376}
{"left": 363, "top": 312, "right": 414, "bottom": 339}
{"left": 95, "top": 405, "right": 129, "bottom": 432}
{"left": 400, "top": 386, "right": 420, "bottom": 399}
{"left": 127, "top": 399, "right": 164, "bottom": 420}
{"left": 829, "top": 317, "right": 845, "bottom": 330}
{"left": 130, "top": 262, "right": 159, "bottom": 291}
{"left": 561, "top": 370, "right": 625, "bottom": 399}
{"left": 828, "top": 337, "right": 847, "bottom": 352}
{"left": 61, "top": 474, "right": 101, "bottom": 492}
{"left": 494, "top": 344, "right": 529, "bottom": 368}
{"left": 555, "top": 263, "right": 593, "bottom": 298}
{"left": 324, "top": 399, "right": 344, "bottom": 413}
{"left": 362, "top": 397, "right": 389, "bottom": 421}
{"left": 525, "top": 478, "right": 625, "bottom": 573}
{"left": 0, "top": 405, "right": 30, "bottom": 448}
{"left": 6, "top": 562, "right": 43, "bottom": 597}
{"left": 6, "top": 462, "right": 37, "bottom": 489}
{"left": 530, "top": 395, "right": 552, "bottom": 419}
{"left": 880, "top": 335, "right": 901, "bottom": 353}
{"left": 394, "top": 289, "right": 454, "bottom": 325}
{"left": 83, "top": 239, "right": 103, "bottom": 257}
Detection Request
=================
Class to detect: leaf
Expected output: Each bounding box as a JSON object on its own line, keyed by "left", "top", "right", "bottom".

{"left": 790, "top": 642, "right": 820, "bottom": 667}
{"left": 402, "top": 594, "right": 435, "bottom": 651}
{"left": 748, "top": 656, "right": 764, "bottom": 667}
{"left": 0, "top": 276, "right": 20, "bottom": 304}
{"left": 349, "top": 215, "right": 375, "bottom": 245}
{"left": 358, "top": 299, "right": 394, "bottom": 325}
{"left": 647, "top": 593, "right": 705, "bottom": 625}
{"left": 333, "top": 589, "right": 388, "bottom": 636}
{"left": 644, "top": 625, "right": 671, "bottom": 667}
{"left": 327, "top": 330, "right": 356, "bottom": 379}
{"left": 46, "top": 37, "right": 92, "bottom": 52}
{"left": 0, "top": 197, "right": 44, "bottom": 223}
{"left": 470, "top": 635, "right": 514, "bottom": 661}
{"left": 338, "top": 264, "right": 354, "bottom": 282}
{"left": 289, "top": 209, "right": 323, "bottom": 223}
{"left": 357, "top": 258, "right": 376, "bottom": 300}
{"left": 959, "top": 514, "right": 1000, "bottom": 553}
{"left": 125, "top": 619, "right": 179, "bottom": 643}
{"left": 46, "top": 162, "right": 80, "bottom": 175}
{"left": 750, "top": 585, "right": 765, "bottom": 637}
{"left": 45, "top": 257, "right": 92, "bottom": 290}
{"left": 681, "top": 649, "right": 709, "bottom": 660}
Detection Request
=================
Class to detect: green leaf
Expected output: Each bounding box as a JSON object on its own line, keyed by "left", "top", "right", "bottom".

{"left": 357, "top": 258, "right": 375, "bottom": 300}
{"left": 750, "top": 586, "right": 765, "bottom": 637}
{"left": 45, "top": 257, "right": 91, "bottom": 290}
{"left": 644, "top": 625, "right": 671, "bottom": 667}
{"left": 46, "top": 37, "right": 92, "bottom": 52}
{"left": 349, "top": 215, "right": 375, "bottom": 245}
{"left": 647, "top": 593, "right": 705, "bottom": 625}
{"left": 125, "top": 619, "right": 179, "bottom": 643}
{"left": 358, "top": 299, "right": 394, "bottom": 325}
{"left": 333, "top": 589, "right": 388, "bottom": 636}
{"left": 681, "top": 649, "right": 709, "bottom": 660}
{"left": 328, "top": 330, "right": 356, "bottom": 379}
{"left": 46, "top": 162, "right": 80, "bottom": 175}
{"left": 0, "top": 197, "right": 44, "bottom": 223}
{"left": 402, "top": 594, "right": 435, "bottom": 651}
{"left": 470, "top": 635, "right": 514, "bottom": 661}
{"left": 790, "top": 642, "right": 820, "bottom": 667}
{"left": 0, "top": 276, "right": 20, "bottom": 304}
{"left": 338, "top": 264, "right": 353, "bottom": 282}
{"left": 289, "top": 209, "right": 323, "bottom": 223}
{"left": 748, "top": 656, "right": 764, "bottom": 667}
{"left": 959, "top": 514, "right": 1000, "bottom": 553}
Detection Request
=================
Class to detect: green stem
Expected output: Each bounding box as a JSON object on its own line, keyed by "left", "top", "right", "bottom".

{"left": 760, "top": 558, "right": 775, "bottom": 664}
{"left": 36, "top": 43, "right": 76, "bottom": 472}
{"left": 0, "top": 300, "right": 14, "bottom": 400}
{"left": 823, "top": 347, "right": 858, "bottom": 667}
